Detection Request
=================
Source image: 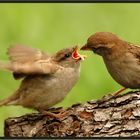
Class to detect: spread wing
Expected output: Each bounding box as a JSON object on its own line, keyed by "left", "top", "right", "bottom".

{"left": 6, "top": 45, "right": 60, "bottom": 79}
{"left": 7, "top": 45, "right": 46, "bottom": 63}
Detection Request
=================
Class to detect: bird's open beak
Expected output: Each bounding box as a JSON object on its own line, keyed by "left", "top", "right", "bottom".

{"left": 72, "top": 47, "right": 86, "bottom": 60}
{"left": 80, "top": 44, "right": 93, "bottom": 51}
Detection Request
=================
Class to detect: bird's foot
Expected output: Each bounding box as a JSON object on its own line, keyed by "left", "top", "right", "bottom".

{"left": 39, "top": 108, "right": 68, "bottom": 119}
{"left": 97, "top": 87, "right": 127, "bottom": 104}
{"left": 97, "top": 93, "right": 114, "bottom": 104}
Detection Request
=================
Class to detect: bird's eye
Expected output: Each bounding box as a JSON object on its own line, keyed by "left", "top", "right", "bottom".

{"left": 64, "top": 53, "right": 71, "bottom": 58}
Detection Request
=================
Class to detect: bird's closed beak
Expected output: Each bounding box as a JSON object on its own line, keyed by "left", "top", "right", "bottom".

{"left": 72, "top": 47, "right": 86, "bottom": 60}
{"left": 80, "top": 44, "right": 93, "bottom": 51}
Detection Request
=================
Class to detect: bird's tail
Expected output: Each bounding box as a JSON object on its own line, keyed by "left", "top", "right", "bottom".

{"left": 0, "top": 60, "right": 10, "bottom": 71}
{"left": 0, "top": 93, "right": 19, "bottom": 107}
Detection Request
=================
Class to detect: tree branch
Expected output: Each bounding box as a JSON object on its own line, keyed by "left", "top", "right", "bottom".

{"left": 4, "top": 91, "right": 140, "bottom": 137}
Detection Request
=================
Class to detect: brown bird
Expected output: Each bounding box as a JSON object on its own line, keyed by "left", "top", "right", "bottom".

{"left": 0, "top": 45, "right": 86, "bottom": 118}
{"left": 81, "top": 32, "right": 140, "bottom": 95}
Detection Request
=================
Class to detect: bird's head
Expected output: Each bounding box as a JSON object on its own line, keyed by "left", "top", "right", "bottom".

{"left": 81, "top": 32, "right": 121, "bottom": 57}
{"left": 52, "top": 46, "right": 86, "bottom": 68}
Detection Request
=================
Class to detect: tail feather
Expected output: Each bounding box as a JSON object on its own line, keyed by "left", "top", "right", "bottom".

{"left": 0, "top": 60, "right": 10, "bottom": 71}
{"left": 0, "top": 98, "right": 11, "bottom": 106}
{"left": 0, "top": 93, "right": 19, "bottom": 107}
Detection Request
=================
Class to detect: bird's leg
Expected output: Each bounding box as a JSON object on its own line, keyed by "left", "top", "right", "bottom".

{"left": 38, "top": 108, "right": 69, "bottom": 119}
{"left": 113, "top": 87, "right": 127, "bottom": 96}
{"left": 97, "top": 87, "right": 127, "bottom": 104}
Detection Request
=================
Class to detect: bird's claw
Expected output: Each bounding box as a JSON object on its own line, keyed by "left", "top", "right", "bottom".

{"left": 39, "top": 109, "right": 69, "bottom": 119}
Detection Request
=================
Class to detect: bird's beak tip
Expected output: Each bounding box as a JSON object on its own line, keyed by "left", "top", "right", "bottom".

{"left": 80, "top": 44, "right": 92, "bottom": 51}
{"left": 80, "top": 44, "right": 87, "bottom": 50}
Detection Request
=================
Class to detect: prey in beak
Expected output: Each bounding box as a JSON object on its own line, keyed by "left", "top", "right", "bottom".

{"left": 72, "top": 46, "right": 87, "bottom": 60}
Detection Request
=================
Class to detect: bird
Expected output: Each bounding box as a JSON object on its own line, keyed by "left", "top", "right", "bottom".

{"left": 0, "top": 45, "right": 86, "bottom": 118}
{"left": 81, "top": 32, "right": 140, "bottom": 95}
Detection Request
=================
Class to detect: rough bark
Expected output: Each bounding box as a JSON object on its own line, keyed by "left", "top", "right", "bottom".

{"left": 4, "top": 90, "right": 140, "bottom": 137}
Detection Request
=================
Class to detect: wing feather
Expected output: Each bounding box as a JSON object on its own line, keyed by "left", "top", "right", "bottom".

{"left": 128, "top": 42, "right": 140, "bottom": 64}
{"left": 7, "top": 45, "right": 47, "bottom": 63}
{"left": 4, "top": 45, "right": 60, "bottom": 79}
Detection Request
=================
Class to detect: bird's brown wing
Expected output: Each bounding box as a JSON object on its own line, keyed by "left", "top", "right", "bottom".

{"left": 6, "top": 45, "right": 60, "bottom": 79}
{"left": 127, "top": 42, "right": 140, "bottom": 64}
{"left": 7, "top": 45, "right": 46, "bottom": 63}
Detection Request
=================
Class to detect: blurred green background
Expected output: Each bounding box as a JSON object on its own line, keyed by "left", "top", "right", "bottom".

{"left": 0, "top": 3, "right": 140, "bottom": 136}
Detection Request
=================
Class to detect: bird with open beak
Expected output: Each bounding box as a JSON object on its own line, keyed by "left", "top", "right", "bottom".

{"left": 81, "top": 32, "right": 140, "bottom": 95}
{"left": 0, "top": 45, "right": 86, "bottom": 118}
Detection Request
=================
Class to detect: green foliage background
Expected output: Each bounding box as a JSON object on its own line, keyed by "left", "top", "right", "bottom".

{"left": 0, "top": 3, "right": 139, "bottom": 136}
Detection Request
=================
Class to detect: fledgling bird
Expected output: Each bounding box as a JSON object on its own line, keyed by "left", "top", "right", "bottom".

{"left": 0, "top": 45, "right": 86, "bottom": 118}
{"left": 81, "top": 32, "right": 140, "bottom": 95}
